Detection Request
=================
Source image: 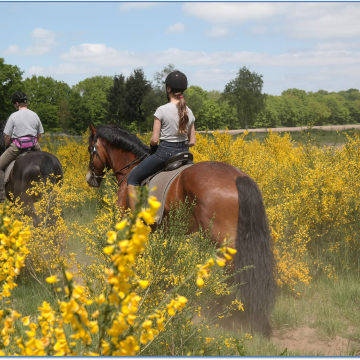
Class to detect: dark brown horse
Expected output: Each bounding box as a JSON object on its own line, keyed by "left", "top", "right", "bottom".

{"left": 86, "top": 124, "right": 276, "bottom": 337}
{"left": 0, "top": 121, "right": 63, "bottom": 227}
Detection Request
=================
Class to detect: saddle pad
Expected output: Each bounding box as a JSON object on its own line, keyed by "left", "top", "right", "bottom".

{"left": 142, "top": 164, "right": 193, "bottom": 224}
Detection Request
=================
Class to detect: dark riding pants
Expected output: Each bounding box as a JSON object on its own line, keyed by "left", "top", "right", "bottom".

{"left": 127, "top": 141, "right": 189, "bottom": 186}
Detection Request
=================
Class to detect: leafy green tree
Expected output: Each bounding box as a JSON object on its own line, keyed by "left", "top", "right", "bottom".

{"left": 324, "top": 94, "right": 350, "bottom": 124}
{"left": 153, "top": 64, "right": 178, "bottom": 91}
{"left": 349, "top": 100, "right": 360, "bottom": 123}
{"left": 22, "top": 75, "right": 72, "bottom": 132}
{"left": 124, "top": 68, "right": 151, "bottom": 133}
{"left": 184, "top": 86, "right": 207, "bottom": 128}
{"left": 277, "top": 95, "right": 309, "bottom": 127}
{"left": 58, "top": 99, "right": 72, "bottom": 133}
{"left": 254, "top": 95, "right": 281, "bottom": 128}
{"left": 67, "top": 91, "right": 90, "bottom": 135}
{"left": 106, "top": 74, "right": 127, "bottom": 126}
{"left": 72, "top": 76, "right": 112, "bottom": 127}
{"left": 0, "top": 58, "right": 24, "bottom": 121}
{"left": 224, "top": 66, "right": 266, "bottom": 129}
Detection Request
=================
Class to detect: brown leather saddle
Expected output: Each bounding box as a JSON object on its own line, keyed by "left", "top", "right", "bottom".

{"left": 141, "top": 151, "right": 194, "bottom": 187}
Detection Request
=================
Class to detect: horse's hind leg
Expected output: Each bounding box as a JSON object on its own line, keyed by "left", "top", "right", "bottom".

{"left": 19, "top": 195, "right": 41, "bottom": 227}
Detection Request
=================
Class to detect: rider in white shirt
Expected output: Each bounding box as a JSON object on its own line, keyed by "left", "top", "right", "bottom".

{"left": 0, "top": 91, "right": 43, "bottom": 201}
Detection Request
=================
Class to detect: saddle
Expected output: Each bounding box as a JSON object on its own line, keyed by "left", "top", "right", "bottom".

{"left": 138, "top": 152, "right": 194, "bottom": 223}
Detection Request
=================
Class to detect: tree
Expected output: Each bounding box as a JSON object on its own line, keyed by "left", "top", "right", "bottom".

{"left": 59, "top": 99, "right": 72, "bottom": 132}
{"left": 67, "top": 91, "right": 91, "bottom": 135}
{"left": 153, "top": 64, "right": 178, "bottom": 91}
{"left": 0, "top": 58, "right": 23, "bottom": 121}
{"left": 124, "top": 69, "right": 151, "bottom": 133}
{"left": 224, "top": 66, "right": 266, "bottom": 129}
{"left": 22, "top": 75, "right": 72, "bottom": 132}
{"left": 72, "top": 76, "right": 113, "bottom": 126}
{"left": 324, "top": 94, "right": 350, "bottom": 125}
{"left": 184, "top": 86, "right": 207, "bottom": 129}
{"left": 106, "top": 74, "right": 127, "bottom": 126}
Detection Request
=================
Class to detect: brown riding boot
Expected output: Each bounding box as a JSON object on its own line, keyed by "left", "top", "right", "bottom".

{"left": 0, "top": 170, "right": 6, "bottom": 202}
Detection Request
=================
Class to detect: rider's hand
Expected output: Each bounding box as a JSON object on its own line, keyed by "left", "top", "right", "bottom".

{"left": 150, "top": 144, "right": 158, "bottom": 155}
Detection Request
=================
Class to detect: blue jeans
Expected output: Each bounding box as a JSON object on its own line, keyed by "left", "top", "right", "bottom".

{"left": 127, "top": 141, "right": 189, "bottom": 186}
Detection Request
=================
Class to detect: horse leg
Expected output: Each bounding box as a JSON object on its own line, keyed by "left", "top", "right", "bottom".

{"left": 20, "top": 196, "right": 41, "bottom": 227}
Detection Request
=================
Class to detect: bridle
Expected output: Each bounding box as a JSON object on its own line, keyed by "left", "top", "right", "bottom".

{"left": 89, "top": 141, "right": 148, "bottom": 187}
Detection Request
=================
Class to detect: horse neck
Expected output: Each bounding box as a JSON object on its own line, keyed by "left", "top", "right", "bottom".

{"left": 101, "top": 140, "right": 138, "bottom": 183}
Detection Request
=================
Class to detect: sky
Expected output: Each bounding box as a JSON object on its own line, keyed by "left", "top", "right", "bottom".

{"left": 1, "top": 1, "right": 360, "bottom": 95}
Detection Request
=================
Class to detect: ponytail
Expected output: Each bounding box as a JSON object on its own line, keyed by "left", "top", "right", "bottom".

{"left": 174, "top": 92, "right": 189, "bottom": 135}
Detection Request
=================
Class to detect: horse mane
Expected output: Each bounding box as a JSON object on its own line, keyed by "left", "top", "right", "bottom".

{"left": 91, "top": 125, "right": 150, "bottom": 158}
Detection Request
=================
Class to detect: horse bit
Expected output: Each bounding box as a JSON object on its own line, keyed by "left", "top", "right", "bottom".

{"left": 89, "top": 142, "right": 147, "bottom": 187}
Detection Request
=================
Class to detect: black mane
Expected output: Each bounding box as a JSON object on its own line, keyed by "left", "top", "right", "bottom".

{"left": 90, "top": 125, "right": 150, "bottom": 158}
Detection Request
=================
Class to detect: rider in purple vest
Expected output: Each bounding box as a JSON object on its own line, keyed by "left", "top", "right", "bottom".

{"left": 0, "top": 91, "right": 43, "bottom": 201}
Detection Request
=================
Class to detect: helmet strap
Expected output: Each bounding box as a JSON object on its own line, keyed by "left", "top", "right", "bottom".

{"left": 166, "top": 84, "right": 171, "bottom": 103}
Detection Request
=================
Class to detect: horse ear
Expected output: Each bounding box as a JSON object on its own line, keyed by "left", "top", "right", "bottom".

{"left": 89, "top": 124, "right": 96, "bottom": 135}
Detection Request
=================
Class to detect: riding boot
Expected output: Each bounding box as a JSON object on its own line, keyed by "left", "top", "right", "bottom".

{"left": 0, "top": 170, "right": 6, "bottom": 202}
{"left": 127, "top": 185, "right": 138, "bottom": 213}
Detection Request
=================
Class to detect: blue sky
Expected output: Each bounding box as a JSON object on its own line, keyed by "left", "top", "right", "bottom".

{"left": 1, "top": 1, "right": 360, "bottom": 95}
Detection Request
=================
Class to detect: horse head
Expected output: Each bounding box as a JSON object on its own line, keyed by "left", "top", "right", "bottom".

{"left": 86, "top": 124, "right": 109, "bottom": 188}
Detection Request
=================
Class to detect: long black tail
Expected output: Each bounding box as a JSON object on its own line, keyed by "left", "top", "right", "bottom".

{"left": 234, "top": 176, "right": 276, "bottom": 338}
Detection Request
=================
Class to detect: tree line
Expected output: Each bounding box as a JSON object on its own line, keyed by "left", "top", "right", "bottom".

{"left": 1, "top": 58, "right": 360, "bottom": 134}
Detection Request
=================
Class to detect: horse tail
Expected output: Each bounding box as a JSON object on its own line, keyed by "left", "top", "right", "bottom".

{"left": 234, "top": 176, "right": 276, "bottom": 338}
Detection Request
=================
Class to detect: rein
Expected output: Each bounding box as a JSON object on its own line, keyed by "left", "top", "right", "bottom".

{"left": 90, "top": 142, "right": 148, "bottom": 187}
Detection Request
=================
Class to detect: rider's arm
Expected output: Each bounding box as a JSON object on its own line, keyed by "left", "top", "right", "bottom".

{"left": 188, "top": 123, "right": 196, "bottom": 147}
{"left": 150, "top": 117, "right": 161, "bottom": 146}
{"left": 4, "top": 135, "right": 11, "bottom": 147}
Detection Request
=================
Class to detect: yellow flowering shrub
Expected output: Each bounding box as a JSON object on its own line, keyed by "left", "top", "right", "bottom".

{"left": 190, "top": 129, "right": 360, "bottom": 290}
{"left": 0, "top": 190, "right": 236, "bottom": 356}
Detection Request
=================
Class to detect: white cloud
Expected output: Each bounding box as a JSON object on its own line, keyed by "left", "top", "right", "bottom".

{"left": 25, "top": 63, "right": 100, "bottom": 78}
{"left": 183, "top": 3, "right": 360, "bottom": 39}
{"left": 5, "top": 28, "right": 58, "bottom": 56}
{"left": 314, "top": 41, "right": 360, "bottom": 51}
{"left": 60, "top": 43, "right": 146, "bottom": 67}
{"left": 166, "top": 22, "right": 186, "bottom": 34}
{"left": 206, "top": 26, "right": 229, "bottom": 38}
{"left": 120, "top": 2, "right": 161, "bottom": 12}
{"left": 59, "top": 44, "right": 360, "bottom": 69}
{"left": 183, "top": 3, "right": 288, "bottom": 24}
{"left": 27, "top": 66, "right": 45, "bottom": 75}
{"left": 192, "top": 68, "right": 236, "bottom": 87}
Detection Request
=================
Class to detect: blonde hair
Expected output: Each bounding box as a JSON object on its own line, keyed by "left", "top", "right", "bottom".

{"left": 173, "top": 92, "right": 189, "bottom": 135}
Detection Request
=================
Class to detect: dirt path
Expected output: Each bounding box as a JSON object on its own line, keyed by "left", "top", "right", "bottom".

{"left": 271, "top": 326, "right": 357, "bottom": 356}
{"left": 197, "top": 124, "right": 360, "bottom": 135}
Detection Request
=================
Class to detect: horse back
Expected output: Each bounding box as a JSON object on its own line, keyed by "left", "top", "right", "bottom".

{"left": 11, "top": 151, "right": 63, "bottom": 197}
{"left": 164, "top": 161, "right": 250, "bottom": 245}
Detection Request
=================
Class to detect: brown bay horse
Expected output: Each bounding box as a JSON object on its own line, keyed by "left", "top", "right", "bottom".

{"left": 86, "top": 124, "right": 276, "bottom": 337}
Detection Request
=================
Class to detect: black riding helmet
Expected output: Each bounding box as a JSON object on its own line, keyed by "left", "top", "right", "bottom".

{"left": 165, "top": 71, "right": 188, "bottom": 93}
{"left": 11, "top": 91, "right": 28, "bottom": 104}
